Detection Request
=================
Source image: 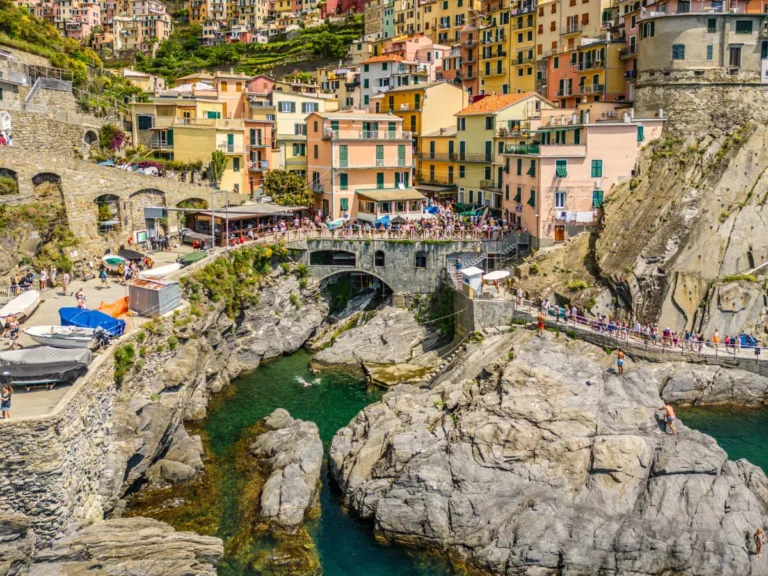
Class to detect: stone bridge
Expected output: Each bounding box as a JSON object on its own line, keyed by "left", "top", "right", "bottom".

{"left": 0, "top": 144, "right": 226, "bottom": 246}
{"left": 286, "top": 238, "right": 483, "bottom": 295}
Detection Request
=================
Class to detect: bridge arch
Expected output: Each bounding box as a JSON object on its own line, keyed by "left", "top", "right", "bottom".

{"left": 319, "top": 269, "right": 394, "bottom": 299}
{"left": 32, "top": 172, "right": 62, "bottom": 187}
{"left": 0, "top": 168, "right": 18, "bottom": 196}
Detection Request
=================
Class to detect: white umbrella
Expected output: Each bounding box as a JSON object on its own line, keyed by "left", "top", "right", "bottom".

{"left": 483, "top": 270, "right": 510, "bottom": 281}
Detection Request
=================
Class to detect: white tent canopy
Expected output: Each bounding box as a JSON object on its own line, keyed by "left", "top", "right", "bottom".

{"left": 460, "top": 266, "right": 484, "bottom": 277}
{"left": 483, "top": 270, "right": 510, "bottom": 281}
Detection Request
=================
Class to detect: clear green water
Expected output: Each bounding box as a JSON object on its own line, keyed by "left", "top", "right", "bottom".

{"left": 201, "top": 349, "right": 459, "bottom": 576}
{"left": 677, "top": 406, "right": 768, "bottom": 472}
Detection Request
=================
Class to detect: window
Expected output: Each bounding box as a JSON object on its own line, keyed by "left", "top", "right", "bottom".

{"left": 415, "top": 251, "right": 427, "bottom": 268}
{"left": 555, "top": 160, "right": 568, "bottom": 178}
{"left": 363, "top": 78, "right": 370, "bottom": 88}
{"left": 221, "top": 81, "right": 228, "bottom": 91}
{"left": 295, "top": 123, "right": 306, "bottom": 135}
{"left": 729, "top": 46, "right": 742, "bottom": 67}
{"left": 468, "top": 190, "right": 474, "bottom": 203}
{"left": 484, "top": 166, "right": 492, "bottom": 179}
{"left": 591, "top": 159, "right": 603, "bottom": 177}
{"left": 516, "top": 158, "right": 523, "bottom": 175}
{"left": 553, "top": 56, "right": 559, "bottom": 69}
{"left": 707, "top": 45, "right": 713, "bottom": 60}
{"left": 527, "top": 189, "right": 536, "bottom": 207}
{"left": 457, "top": 117, "right": 466, "bottom": 130}
{"left": 137, "top": 115, "right": 153, "bottom": 130}
{"left": 551, "top": 3, "right": 556, "bottom": 12}
{"left": 233, "top": 158, "right": 240, "bottom": 172}
{"left": 292, "top": 143, "right": 306, "bottom": 155}
{"left": 637, "top": 125, "right": 645, "bottom": 142}
{"left": 382, "top": 63, "right": 388, "bottom": 71}
{"left": 550, "top": 20, "right": 556, "bottom": 31}
{"left": 340, "top": 197, "right": 349, "bottom": 210}
{"left": 672, "top": 44, "right": 685, "bottom": 60}
{"left": 302, "top": 102, "right": 318, "bottom": 113}
{"left": 377, "top": 172, "right": 384, "bottom": 188}
{"left": 485, "top": 116, "right": 494, "bottom": 129}
{"left": 313, "top": 144, "right": 318, "bottom": 159}
{"left": 631, "top": 14, "right": 636, "bottom": 28}
{"left": 340, "top": 173, "right": 348, "bottom": 190}
{"left": 375, "top": 250, "right": 385, "bottom": 266}
{"left": 735, "top": 20, "right": 753, "bottom": 34}
{"left": 592, "top": 189, "right": 604, "bottom": 208}
{"left": 505, "top": 185, "right": 510, "bottom": 201}
{"left": 313, "top": 121, "right": 318, "bottom": 132}
{"left": 363, "top": 64, "right": 369, "bottom": 72}
{"left": 364, "top": 95, "right": 370, "bottom": 105}
{"left": 707, "top": 18, "right": 716, "bottom": 32}
{"left": 527, "top": 159, "right": 536, "bottom": 176}
{"left": 236, "top": 82, "right": 242, "bottom": 92}
{"left": 555, "top": 191, "right": 565, "bottom": 208}
{"left": 459, "top": 165, "right": 466, "bottom": 178}
{"left": 278, "top": 101, "right": 296, "bottom": 113}
{"left": 514, "top": 187, "right": 522, "bottom": 202}
{"left": 642, "top": 21, "right": 655, "bottom": 38}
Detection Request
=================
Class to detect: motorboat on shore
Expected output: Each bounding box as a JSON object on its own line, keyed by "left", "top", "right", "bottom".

{"left": 23, "top": 325, "right": 106, "bottom": 349}
{"left": 139, "top": 263, "right": 181, "bottom": 279}
{"left": 102, "top": 255, "right": 126, "bottom": 272}
{"left": 59, "top": 307, "right": 126, "bottom": 337}
{"left": 0, "top": 346, "right": 92, "bottom": 389}
{"left": 0, "top": 290, "right": 40, "bottom": 327}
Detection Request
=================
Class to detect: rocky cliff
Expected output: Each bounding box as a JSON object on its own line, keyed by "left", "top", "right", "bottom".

{"left": 330, "top": 332, "right": 768, "bottom": 575}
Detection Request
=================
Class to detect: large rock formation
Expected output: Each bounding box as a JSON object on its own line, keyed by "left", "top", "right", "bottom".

{"left": 29, "top": 518, "right": 222, "bottom": 576}
{"left": 652, "top": 362, "right": 768, "bottom": 406}
{"left": 0, "top": 513, "right": 35, "bottom": 576}
{"left": 251, "top": 409, "right": 323, "bottom": 530}
{"left": 330, "top": 333, "right": 768, "bottom": 575}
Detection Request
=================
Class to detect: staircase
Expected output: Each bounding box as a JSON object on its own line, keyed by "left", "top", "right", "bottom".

{"left": 445, "top": 232, "right": 530, "bottom": 289}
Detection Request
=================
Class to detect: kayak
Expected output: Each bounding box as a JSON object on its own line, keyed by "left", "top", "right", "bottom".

{"left": 0, "top": 290, "right": 40, "bottom": 326}
{"left": 139, "top": 263, "right": 182, "bottom": 279}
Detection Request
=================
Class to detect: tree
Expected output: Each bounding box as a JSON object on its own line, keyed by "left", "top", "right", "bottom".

{"left": 208, "top": 150, "right": 227, "bottom": 186}
{"left": 311, "top": 31, "right": 346, "bottom": 59}
{"left": 263, "top": 170, "right": 313, "bottom": 207}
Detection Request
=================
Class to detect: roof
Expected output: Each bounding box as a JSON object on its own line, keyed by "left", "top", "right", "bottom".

{"left": 355, "top": 188, "right": 426, "bottom": 202}
{"left": 360, "top": 55, "right": 405, "bottom": 64}
{"left": 197, "top": 203, "right": 305, "bottom": 217}
{"left": 171, "top": 82, "right": 216, "bottom": 93}
{"left": 457, "top": 93, "right": 538, "bottom": 116}
{"left": 375, "top": 82, "right": 443, "bottom": 94}
{"left": 461, "top": 266, "right": 484, "bottom": 276}
{"left": 128, "top": 279, "right": 179, "bottom": 290}
{"left": 176, "top": 72, "right": 214, "bottom": 81}
{"left": 422, "top": 126, "right": 457, "bottom": 137}
{"left": 414, "top": 184, "right": 456, "bottom": 193}
{"left": 313, "top": 110, "right": 402, "bottom": 122}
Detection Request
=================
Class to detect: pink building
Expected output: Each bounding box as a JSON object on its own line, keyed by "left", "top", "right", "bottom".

{"left": 246, "top": 74, "right": 275, "bottom": 95}
{"left": 306, "top": 110, "right": 421, "bottom": 221}
{"left": 383, "top": 35, "right": 432, "bottom": 61}
{"left": 502, "top": 103, "right": 664, "bottom": 247}
{"left": 65, "top": 2, "right": 101, "bottom": 40}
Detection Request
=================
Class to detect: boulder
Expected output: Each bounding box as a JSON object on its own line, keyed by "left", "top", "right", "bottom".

{"left": 250, "top": 409, "right": 323, "bottom": 531}
{"left": 652, "top": 362, "right": 768, "bottom": 405}
{"left": 30, "top": 517, "right": 222, "bottom": 576}
{"left": 0, "top": 512, "right": 35, "bottom": 576}
{"left": 330, "top": 333, "right": 768, "bottom": 576}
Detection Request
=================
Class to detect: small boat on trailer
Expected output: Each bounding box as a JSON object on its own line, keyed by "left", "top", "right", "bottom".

{"left": 0, "top": 290, "right": 40, "bottom": 327}
{"left": 0, "top": 347, "right": 92, "bottom": 390}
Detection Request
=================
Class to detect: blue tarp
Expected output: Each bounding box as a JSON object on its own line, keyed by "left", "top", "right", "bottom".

{"left": 375, "top": 215, "right": 390, "bottom": 228}
{"left": 740, "top": 334, "right": 758, "bottom": 347}
{"left": 59, "top": 308, "right": 126, "bottom": 337}
{"left": 98, "top": 159, "right": 115, "bottom": 166}
{"left": 424, "top": 206, "right": 439, "bottom": 215}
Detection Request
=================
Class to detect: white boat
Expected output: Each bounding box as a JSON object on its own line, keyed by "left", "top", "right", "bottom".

{"left": 23, "top": 325, "right": 100, "bottom": 349}
{"left": 139, "top": 263, "right": 181, "bottom": 279}
{"left": 0, "top": 290, "right": 40, "bottom": 326}
{"left": 102, "top": 255, "right": 126, "bottom": 272}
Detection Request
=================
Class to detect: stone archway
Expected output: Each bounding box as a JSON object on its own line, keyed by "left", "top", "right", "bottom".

{"left": 94, "top": 194, "right": 122, "bottom": 236}
{"left": 0, "top": 168, "right": 19, "bottom": 196}
{"left": 176, "top": 198, "right": 209, "bottom": 231}
{"left": 84, "top": 130, "right": 99, "bottom": 146}
{"left": 128, "top": 188, "right": 166, "bottom": 232}
{"left": 32, "top": 172, "right": 64, "bottom": 203}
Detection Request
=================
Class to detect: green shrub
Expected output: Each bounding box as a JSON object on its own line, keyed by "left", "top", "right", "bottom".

{"left": 189, "top": 304, "right": 202, "bottom": 317}
{"left": 280, "top": 262, "right": 291, "bottom": 274}
{"left": 150, "top": 393, "right": 160, "bottom": 402}
{"left": 139, "top": 346, "right": 147, "bottom": 358}
{"left": 529, "top": 262, "right": 540, "bottom": 275}
{"left": 114, "top": 344, "right": 136, "bottom": 382}
{"left": 723, "top": 274, "right": 757, "bottom": 283}
{"left": 719, "top": 210, "right": 730, "bottom": 223}
{"left": 566, "top": 329, "right": 577, "bottom": 339}
{"left": 289, "top": 293, "right": 301, "bottom": 309}
{"left": 299, "top": 277, "right": 308, "bottom": 290}
{"left": 0, "top": 176, "right": 19, "bottom": 196}
{"left": 137, "top": 331, "right": 146, "bottom": 343}
{"left": 510, "top": 318, "right": 527, "bottom": 326}
{"left": 568, "top": 279, "right": 588, "bottom": 291}
{"left": 168, "top": 335, "right": 179, "bottom": 350}
{"left": 294, "top": 263, "right": 309, "bottom": 278}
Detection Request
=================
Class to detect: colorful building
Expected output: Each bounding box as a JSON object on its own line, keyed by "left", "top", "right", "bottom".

{"left": 306, "top": 111, "right": 420, "bottom": 220}
{"left": 502, "top": 103, "right": 664, "bottom": 246}
{"left": 416, "top": 125, "right": 457, "bottom": 197}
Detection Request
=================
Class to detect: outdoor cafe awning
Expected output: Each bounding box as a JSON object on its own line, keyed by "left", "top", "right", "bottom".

{"left": 415, "top": 184, "right": 457, "bottom": 195}
{"left": 356, "top": 188, "right": 426, "bottom": 202}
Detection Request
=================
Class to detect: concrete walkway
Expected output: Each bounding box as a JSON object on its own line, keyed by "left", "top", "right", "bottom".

{"left": 2, "top": 244, "right": 194, "bottom": 419}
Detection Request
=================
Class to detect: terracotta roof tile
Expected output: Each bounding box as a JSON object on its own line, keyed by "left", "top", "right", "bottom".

{"left": 360, "top": 55, "right": 405, "bottom": 64}
{"left": 457, "top": 92, "right": 537, "bottom": 115}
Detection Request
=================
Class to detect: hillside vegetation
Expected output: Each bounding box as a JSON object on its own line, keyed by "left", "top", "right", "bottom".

{"left": 135, "top": 15, "right": 363, "bottom": 82}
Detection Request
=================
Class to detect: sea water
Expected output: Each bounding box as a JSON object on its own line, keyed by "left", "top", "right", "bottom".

{"left": 158, "top": 349, "right": 460, "bottom": 576}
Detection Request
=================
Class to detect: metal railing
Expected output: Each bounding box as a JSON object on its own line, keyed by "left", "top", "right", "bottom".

{"left": 249, "top": 160, "right": 268, "bottom": 171}
{"left": 580, "top": 84, "right": 605, "bottom": 94}
{"left": 561, "top": 23, "right": 583, "bottom": 35}
{"left": 218, "top": 143, "right": 244, "bottom": 153}
{"left": 310, "top": 182, "right": 324, "bottom": 193}
{"left": 619, "top": 45, "right": 638, "bottom": 58}
{"left": 505, "top": 143, "right": 540, "bottom": 155}
{"left": 480, "top": 179, "right": 502, "bottom": 192}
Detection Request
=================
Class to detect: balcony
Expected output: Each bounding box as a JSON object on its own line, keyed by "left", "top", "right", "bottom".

{"left": 505, "top": 143, "right": 540, "bottom": 155}
{"left": 480, "top": 179, "right": 502, "bottom": 192}
{"left": 218, "top": 143, "right": 244, "bottom": 154}
{"left": 310, "top": 182, "right": 324, "bottom": 193}
{"left": 149, "top": 138, "right": 173, "bottom": 150}
{"left": 573, "top": 60, "right": 604, "bottom": 71}
{"left": 248, "top": 139, "right": 271, "bottom": 148}
{"left": 579, "top": 84, "right": 605, "bottom": 94}
{"left": 321, "top": 129, "right": 413, "bottom": 140}
{"left": 619, "top": 45, "right": 638, "bottom": 59}
{"left": 416, "top": 172, "right": 455, "bottom": 185}
{"left": 481, "top": 33, "right": 505, "bottom": 44}
{"left": 511, "top": 56, "right": 534, "bottom": 66}
{"left": 555, "top": 89, "right": 572, "bottom": 97}
{"left": 624, "top": 69, "right": 637, "bottom": 79}
{"left": 453, "top": 152, "right": 492, "bottom": 162}
{"left": 337, "top": 160, "right": 415, "bottom": 169}
{"left": 481, "top": 67, "right": 506, "bottom": 77}
{"left": 249, "top": 160, "right": 269, "bottom": 171}
{"left": 560, "top": 23, "right": 583, "bottom": 35}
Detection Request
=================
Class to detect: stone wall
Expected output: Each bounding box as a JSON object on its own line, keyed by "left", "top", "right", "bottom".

{"left": 7, "top": 111, "right": 100, "bottom": 158}
{"left": 0, "top": 352, "right": 116, "bottom": 543}
{"left": 0, "top": 46, "right": 51, "bottom": 67}
{"left": 290, "top": 238, "right": 482, "bottom": 295}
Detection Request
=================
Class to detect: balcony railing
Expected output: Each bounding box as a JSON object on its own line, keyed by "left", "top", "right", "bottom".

{"left": 555, "top": 89, "right": 572, "bottom": 97}
{"left": 310, "top": 182, "right": 324, "bottom": 193}
{"left": 416, "top": 172, "right": 455, "bottom": 185}
{"left": 453, "top": 152, "right": 493, "bottom": 162}
{"left": 219, "top": 143, "right": 244, "bottom": 153}
{"left": 337, "top": 160, "right": 414, "bottom": 169}
{"left": 481, "top": 67, "right": 506, "bottom": 77}
{"left": 248, "top": 139, "right": 271, "bottom": 147}
{"left": 481, "top": 33, "right": 505, "bottom": 43}
{"left": 480, "top": 179, "right": 502, "bottom": 192}
{"left": 512, "top": 56, "right": 534, "bottom": 66}
{"left": 505, "top": 143, "right": 540, "bottom": 155}
{"left": 250, "top": 160, "right": 269, "bottom": 171}
{"left": 619, "top": 45, "right": 638, "bottom": 58}
{"left": 561, "top": 23, "right": 583, "bottom": 35}
{"left": 573, "top": 60, "right": 604, "bottom": 71}
{"left": 375, "top": 158, "right": 410, "bottom": 167}
{"left": 321, "top": 129, "right": 413, "bottom": 140}
{"left": 579, "top": 84, "right": 605, "bottom": 94}
{"left": 149, "top": 139, "right": 172, "bottom": 149}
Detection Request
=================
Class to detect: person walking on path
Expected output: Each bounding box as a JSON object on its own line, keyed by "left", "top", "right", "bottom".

{"left": 614, "top": 350, "right": 625, "bottom": 375}
{"left": 659, "top": 401, "right": 677, "bottom": 435}
{"left": 1, "top": 386, "right": 12, "bottom": 419}
{"left": 75, "top": 288, "right": 86, "bottom": 309}
{"left": 61, "top": 272, "right": 72, "bottom": 296}
{"left": 755, "top": 528, "right": 765, "bottom": 558}
{"left": 99, "top": 268, "right": 108, "bottom": 287}
{"left": 713, "top": 329, "right": 720, "bottom": 352}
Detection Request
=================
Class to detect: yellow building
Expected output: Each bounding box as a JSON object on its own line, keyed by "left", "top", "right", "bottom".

{"left": 393, "top": 0, "right": 419, "bottom": 36}
{"left": 371, "top": 82, "right": 468, "bottom": 149}
{"left": 416, "top": 126, "right": 457, "bottom": 195}
{"left": 420, "top": 0, "right": 476, "bottom": 44}
{"left": 455, "top": 92, "right": 553, "bottom": 211}
{"left": 364, "top": 0, "right": 383, "bottom": 38}
{"left": 189, "top": 0, "right": 209, "bottom": 24}
{"left": 508, "top": 3, "right": 537, "bottom": 93}
{"left": 129, "top": 95, "right": 249, "bottom": 195}
{"left": 478, "top": 5, "right": 512, "bottom": 95}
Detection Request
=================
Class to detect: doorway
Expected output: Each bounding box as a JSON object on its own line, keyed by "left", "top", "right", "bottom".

{"left": 555, "top": 224, "right": 565, "bottom": 243}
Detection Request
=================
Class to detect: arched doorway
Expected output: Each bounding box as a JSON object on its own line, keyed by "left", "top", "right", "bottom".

{"left": 129, "top": 188, "right": 166, "bottom": 233}
{"left": 0, "top": 168, "right": 19, "bottom": 196}
{"left": 84, "top": 130, "right": 99, "bottom": 146}
{"left": 94, "top": 194, "right": 122, "bottom": 235}
{"left": 32, "top": 172, "right": 64, "bottom": 202}
{"left": 176, "top": 198, "right": 209, "bottom": 232}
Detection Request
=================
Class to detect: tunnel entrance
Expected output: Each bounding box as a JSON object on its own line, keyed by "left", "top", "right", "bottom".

{"left": 321, "top": 271, "right": 393, "bottom": 314}
{"left": 309, "top": 250, "right": 356, "bottom": 266}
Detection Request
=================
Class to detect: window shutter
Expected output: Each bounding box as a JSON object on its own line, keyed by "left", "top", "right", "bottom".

{"left": 290, "top": 102, "right": 296, "bottom": 113}
{"left": 377, "top": 173, "right": 384, "bottom": 188}
{"left": 340, "top": 173, "right": 348, "bottom": 190}
{"left": 528, "top": 189, "right": 536, "bottom": 207}
{"left": 592, "top": 190, "right": 604, "bottom": 208}
{"left": 340, "top": 197, "right": 349, "bottom": 210}
{"left": 166, "top": 129, "right": 173, "bottom": 145}
{"left": 637, "top": 126, "right": 645, "bottom": 142}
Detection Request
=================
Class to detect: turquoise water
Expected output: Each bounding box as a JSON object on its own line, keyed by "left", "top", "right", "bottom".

{"left": 677, "top": 406, "right": 768, "bottom": 472}
{"left": 202, "top": 349, "right": 459, "bottom": 576}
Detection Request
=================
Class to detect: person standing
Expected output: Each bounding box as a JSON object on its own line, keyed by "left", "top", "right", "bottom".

{"left": 659, "top": 401, "right": 677, "bottom": 435}
{"left": 50, "top": 265, "right": 57, "bottom": 289}
{"left": 614, "top": 350, "right": 625, "bottom": 375}
{"left": 755, "top": 528, "right": 765, "bottom": 558}
{"left": 713, "top": 329, "right": 720, "bottom": 351}
{"left": 62, "top": 271, "right": 72, "bottom": 296}
{"left": 1, "top": 386, "right": 12, "bottom": 419}
{"left": 99, "top": 267, "right": 108, "bottom": 287}
{"left": 537, "top": 311, "right": 546, "bottom": 337}
{"left": 75, "top": 288, "right": 86, "bottom": 309}
{"left": 39, "top": 267, "right": 48, "bottom": 291}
